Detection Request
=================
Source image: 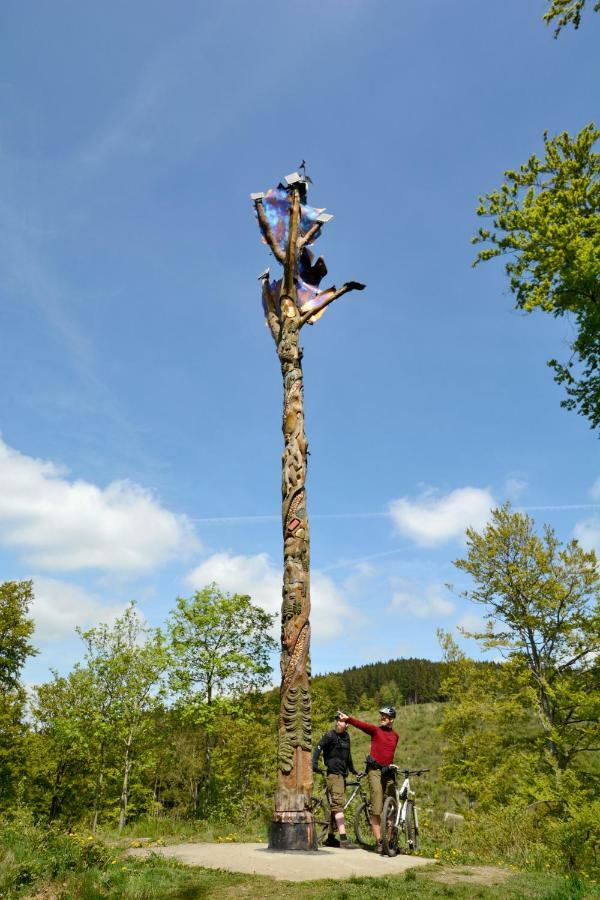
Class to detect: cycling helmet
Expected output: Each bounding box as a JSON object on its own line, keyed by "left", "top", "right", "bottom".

{"left": 379, "top": 706, "right": 396, "bottom": 718}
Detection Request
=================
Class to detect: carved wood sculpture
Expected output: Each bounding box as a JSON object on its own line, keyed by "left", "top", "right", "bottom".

{"left": 251, "top": 171, "right": 365, "bottom": 851}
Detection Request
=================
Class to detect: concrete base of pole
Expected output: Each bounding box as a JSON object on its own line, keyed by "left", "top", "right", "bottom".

{"left": 269, "top": 817, "right": 318, "bottom": 851}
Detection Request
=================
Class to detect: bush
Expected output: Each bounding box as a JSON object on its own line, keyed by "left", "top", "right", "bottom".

{"left": 420, "top": 801, "right": 600, "bottom": 880}
{"left": 0, "top": 812, "right": 112, "bottom": 897}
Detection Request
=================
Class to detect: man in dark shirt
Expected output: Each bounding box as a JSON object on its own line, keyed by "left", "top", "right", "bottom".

{"left": 312, "top": 714, "right": 359, "bottom": 848}
{"left": 338, "top": 706, "right": 399, "bottom": 854}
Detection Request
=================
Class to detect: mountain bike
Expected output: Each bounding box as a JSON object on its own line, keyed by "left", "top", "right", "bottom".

{"left": 310, "top": 771, "right": 371, "bottom": 846}
{"left": 381, "top": 766, "right": 429, "bottom": 856}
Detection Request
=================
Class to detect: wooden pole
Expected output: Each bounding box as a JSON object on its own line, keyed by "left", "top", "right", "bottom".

{"left": 269, "top": 185, "right": 316, "bottom": 849}
{"left": 252, "top": 175, "right": 364, "bottom": 850}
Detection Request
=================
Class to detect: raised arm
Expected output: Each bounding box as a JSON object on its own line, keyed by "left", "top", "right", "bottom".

{"left": 297, "top": 220, "right": 323, "bottom": 250}
{"left": 254, "top": 199, "right": 286, "bottom": 266}
{"left": 343, "top": 714, "right": 377, "bottom": 737}
{"left": 299, "top": 281, "right": 366, "bottom": 327}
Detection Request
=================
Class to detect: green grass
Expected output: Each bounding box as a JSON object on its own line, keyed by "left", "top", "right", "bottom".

{"left": 2, "top": 818, "right": 599, "bottom": 898}
{"left": 13, "top": 856, "right": 600, "bottom": 899}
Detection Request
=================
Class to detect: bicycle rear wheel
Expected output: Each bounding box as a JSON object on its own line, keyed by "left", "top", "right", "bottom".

{"left": 353, "top": 800, "right": 374, "bottom": 848}
{"left": 310, "top": 797, "right": 330, "bottom": 846}
{"left": 381, "top": 796, "right": 399, "bottom": 857}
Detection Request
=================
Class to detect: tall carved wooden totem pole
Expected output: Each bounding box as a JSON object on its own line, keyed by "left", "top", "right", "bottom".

{"left": 251, "top": 169, "right": 365, "bottom": 850}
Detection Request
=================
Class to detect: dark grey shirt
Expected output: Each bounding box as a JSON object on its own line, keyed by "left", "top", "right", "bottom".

{"left": 313, "top": 729, "right": 356, "bottom": 776}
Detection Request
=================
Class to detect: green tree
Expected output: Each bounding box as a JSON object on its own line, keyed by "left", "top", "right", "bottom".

{"left": 454, "top": 504, "right": 600, "bottom": 772}
{"left": 438, "top": 630, "right": 535, "bottom": 808}
{"left": 311, "top": 674, "right": 347, "bottom": 738}
{"left": 0, "top": 580, "right": 38, "bottom": 806}
{"left": 375, "top": 679, "right": 402, "bottom": 709}
{"left": 167, "top": 584, "right": 276, "bottom": 817}
{"left": 473, "top": 123, "right": 600, "bottom": 430}
{"left": 212, "top": 691, "right": 278, "bottom": 825}
{"left": 30, "top": 667, "right": 95, "bottom": 823}
{"left": 544, "top": 0, "right": 599, "bottom": 36}
{"left": 0, "top": 580, "right": 37, "bottom": 690}
{"left": 78, "top": 604, "right": 167, "bottom": 833}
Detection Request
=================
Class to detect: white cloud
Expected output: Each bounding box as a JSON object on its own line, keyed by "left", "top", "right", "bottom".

{"left": 504, "top": 477, "right": 528, "bottom": 501}
{"left": 341, "top": 561, "right": 376, "bottom": 594}
{"left": 388, "top": 581, "right": 455, "bottom": 619}
{"left": 572, "top": 482, "right": 600, "bottom": 550}
{"left": 31, "top": 576, "right": 129, "bottom": 643}
{"left": 455, "top": 612, "right": 487, "bottom": 634}
{"left": 574, "top": 517, "right": 600, "bottom": 555}
{"left": 0, "top": 439, "right": 198, "bottom": 573}
{"left": 185, "top": 552, "right": 356, "bottom": 641}
{"left": 388, "top": 486, "right": 495, "bottom": 546}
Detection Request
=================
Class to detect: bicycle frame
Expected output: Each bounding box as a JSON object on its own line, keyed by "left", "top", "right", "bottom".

{"left": 394, "top": 771, "right": 418, "bottom": 833}
{"left": 341, "top": 776, "right": 368, "bottom": 813}
{"left": 386, "top": 765, "right": 428, "bottom": 851}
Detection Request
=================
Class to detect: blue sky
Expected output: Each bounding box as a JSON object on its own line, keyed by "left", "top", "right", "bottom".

{"left": 1, "top": 0, "right": 598, "bottom": 685}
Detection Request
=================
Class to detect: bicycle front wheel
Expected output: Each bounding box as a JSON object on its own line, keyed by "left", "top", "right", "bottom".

{"left": 354, "top": 800, "right": 374, "bottom": 848}
{"left": 404, "top": 800, "right": 418, "bottom": 851}
{"left": 381, "top": 796, "right": 399, "bottom": 857}
{"left": 310, "top": 797, "right": 330, "bottom": 846}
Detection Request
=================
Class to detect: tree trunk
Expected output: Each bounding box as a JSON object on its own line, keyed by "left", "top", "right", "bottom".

{"left": 269, "top": 186, "right": 316, "bottom": 850}
{"left": 195, "top": 681, "right": 214, "bottom": 819}
{"left": 118, "top": 730, "right": 133, "bottom": 834}
{"left": 153, "top": 773, "right": 161, "bottom": 810}
{"left": 201, "top": 734, "right": 213, "bottom": 819}
{"left": 48, "top": 760, "right": 66, "bottom": 823}
{"left": 91, "top": 743, "right": 105, "bottom": 835}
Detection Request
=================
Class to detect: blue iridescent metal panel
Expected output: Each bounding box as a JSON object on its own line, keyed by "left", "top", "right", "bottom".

{"left": 260, "top": 188, "right": 324, "bottom": 253}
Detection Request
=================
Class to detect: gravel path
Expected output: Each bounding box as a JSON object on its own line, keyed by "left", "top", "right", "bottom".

{"left": 128, "top": 842, "right": 432, "bottom": 882}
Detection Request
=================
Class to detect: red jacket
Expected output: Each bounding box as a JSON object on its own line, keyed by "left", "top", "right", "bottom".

{"left": 347, "top": 716, "right": 398, "bottom": 766}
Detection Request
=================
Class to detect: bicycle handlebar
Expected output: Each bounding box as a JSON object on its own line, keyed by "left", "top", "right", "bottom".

{"left": 389, "top": 766, "right": 430, "bottom": 776}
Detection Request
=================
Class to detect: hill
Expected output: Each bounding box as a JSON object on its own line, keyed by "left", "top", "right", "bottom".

{"left": 317, "top": 657, "right": 446, "bottom": 706}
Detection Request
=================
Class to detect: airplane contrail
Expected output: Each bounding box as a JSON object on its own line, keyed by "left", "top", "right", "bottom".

{"left": 190, "top": 504, "right": 600, "bottom": 524}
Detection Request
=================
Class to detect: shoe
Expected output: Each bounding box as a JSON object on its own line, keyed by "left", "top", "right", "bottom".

{"left": 339, "top": 838, "right": 358, "bottom": 849}
{"left": 324, "top": 835, "right": 340, "bottom": 848}
{"left": 375, "top": 839, "right": 383, "bottom": 854}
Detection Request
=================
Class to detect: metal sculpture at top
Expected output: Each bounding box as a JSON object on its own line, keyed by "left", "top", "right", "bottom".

{"left": 251, "top": 167, "right": 365, "bottom": 851}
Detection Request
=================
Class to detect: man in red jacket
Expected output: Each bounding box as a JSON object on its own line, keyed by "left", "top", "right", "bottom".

{"left": 338, "top": 707, "right": 398, "bottom": 854}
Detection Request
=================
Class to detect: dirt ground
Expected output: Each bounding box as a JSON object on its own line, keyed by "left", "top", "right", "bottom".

{"left": 423, "top": 865, "right": 512, "bottom": 886}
